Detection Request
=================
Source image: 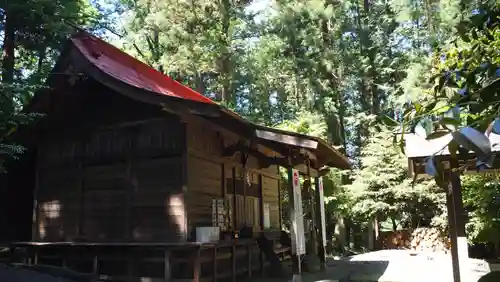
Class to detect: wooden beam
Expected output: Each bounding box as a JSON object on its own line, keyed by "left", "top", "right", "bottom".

{"left": 222, "top": 141, "right": 309, "bottom": 170}
{"left": 255, "top": 129, "right": 318, "bottom": 149}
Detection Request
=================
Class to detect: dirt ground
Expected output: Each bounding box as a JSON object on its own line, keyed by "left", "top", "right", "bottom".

{"left": 243, "top": 250, "right": 496, "bottom": 282}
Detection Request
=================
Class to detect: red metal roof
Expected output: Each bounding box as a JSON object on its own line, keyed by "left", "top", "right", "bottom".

{"left": 71, "top": 33, "right": 215, "bottom": 105}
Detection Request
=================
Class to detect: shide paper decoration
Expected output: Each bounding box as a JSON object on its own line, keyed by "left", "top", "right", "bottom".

{"left": 421, "top": 111, "right": 497, "bottom": 179}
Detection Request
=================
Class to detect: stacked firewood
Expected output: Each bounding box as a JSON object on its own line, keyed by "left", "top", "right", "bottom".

{"left": 410, "top": 227, "right": 450, "bottom": 253}
{"left": 378, "top": 230, "right": 411, "bottom": 250}
{"left": 377, "top": 228, "right": 451, "bottom": 253}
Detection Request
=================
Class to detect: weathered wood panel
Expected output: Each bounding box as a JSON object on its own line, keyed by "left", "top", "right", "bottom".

{"left": 36, "top": 167, "right": 80, "bottom": 241}
{"left": 35, "top": 116, "right": 186, "bottom": 242}
{"left": 83, "top": 128, "right": 132, "bottom": 164}
{"left": 262, "top": 176, "right": 280, "bottom": 229}
{"left": 38, "top": 138, "right": 77, "bottom": 167}
{"left": 136, "top": 119, "right": 184, "bottom": 159}
{"left": 132, "top": 157, "right": 186, "bottom": 241}
{"left": 185, "top": 155, "right": 223, "bottom": 233}
{"left": 245, "top": 155, "right": 278, "bottom": 176}
{"left": 81, "top": 163, "right": 128, "bottom": 240}
{"left": 135, "top": 158, "right": 183, "bottom": 190}
{"left": 186, "top": 122, "right": 222, "bottom": 156}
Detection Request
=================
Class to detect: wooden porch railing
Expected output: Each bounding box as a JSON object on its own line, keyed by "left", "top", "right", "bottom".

{"left": 4, "top": 239, "right": 290, "bottom": 282}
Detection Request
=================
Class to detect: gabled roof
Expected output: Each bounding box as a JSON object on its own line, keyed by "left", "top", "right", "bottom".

{"left": 71, "top": 33, "right": 214, "bottom": 105}
{"left": 32, "top": 31, "right": 351, "bottom": 170}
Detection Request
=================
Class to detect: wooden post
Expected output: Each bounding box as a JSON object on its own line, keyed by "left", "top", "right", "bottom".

{"left": 232, "top": 166, "right": 237, "bottom": 231}
{"left": 33, "top": 248, "right": 38, "bottom": 265}
{"left": 213, "top": 247, "right": 217, "bottom": 282}
{"left": 288, "top": 166, "right": 302, "bottom": 282}
{"left": 164, "top": 249, "right": 171, "bottom": 282}
{"left": 277, "top": 178, "right": 282, "bottom": 229}
{"left": 446, "top": 155, "right": 468, "bottom": 282}
{"left": 194, "top": 247, "right": 201, "bottom": 282}
{"left": 247, "top": 244, "right": 252, "bottom": 277}
{"left": 258, "top": 174, "right": 264, "bottom": 232}
{"left": 92, "top": 254, "right": 99, "bottom": 275}
{"left": 125, "top": 128, "right": 137, "bottom": 240}
{"left": 32, "top": 149, "right": 42, "bottom": 240}
{"left": 314, "top": 177, "right": 326, "bottom": 271}
{"left": 242, "top": 153, "right": 248, "bottom": 227}
{"left": 446, "top": 189, "right": 461, "bottom": 282}
{"left": 307, "top": 162, "right": 317, "bottom": 257}
{"left": 231, "top": 244, "right": 236, "bottom": 282}
{"left": 61, "top": 249, "right": 67, "bottom": 268}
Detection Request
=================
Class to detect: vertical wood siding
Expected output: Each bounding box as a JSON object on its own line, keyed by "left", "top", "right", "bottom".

{"left": 35, "top": 85, "right": 187, "bottom": 242}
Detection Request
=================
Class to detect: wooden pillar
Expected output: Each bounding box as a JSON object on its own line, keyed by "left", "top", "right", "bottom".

{"left": 258, "top": 174, "right": 264, "bottom": 232}
{"left": 277, "top": 178, "right": 282, "bottom": 229}
{"left": 164, "top": 249, "right": 172, "bottom": 282}
{"left": 193, "top": 247, "right": 201, "bottom": 282}
{"left": 125, "top": 127, "right": 137, "bottom": 240}
{"left": 447, "top": 155, "right": 468, "bottom": 282}
{"left": 288, "top": 166, "right": 302, "bottom": 281}
{"left": 314, "top": 177, "right": 326, "bottom": 271}
{"left": 241, "top": 153, "right": 248, "bottom": 227}
{"left": 446, "top": 189, "right": 461, "bottom": 282}
{"left": 307, "top": 163, "right": 317, "bottom": 257}
{"left": 232, "top": 166, "right": 237, "bottom": 231}
{"left": 32, "top": 148, "right": 41, "bottom": 240}
{"left": 450, "top": 172, "right": 468, "bottom": 260}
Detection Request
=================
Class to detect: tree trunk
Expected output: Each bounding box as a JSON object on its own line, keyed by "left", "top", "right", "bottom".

{"left": 217, "top": 0, "right": 232, "bottom": 104}
{"left": 2, "top": 10, "right": 15, "bottom": 85}
{"left": 391, "top": 217, "right": 397, "bottom": 231}
{"left": 37, "top": 46, "right": 46, "bottom": 76}
{"left": 2, "top": 8, "right": 15, "bottom": 114}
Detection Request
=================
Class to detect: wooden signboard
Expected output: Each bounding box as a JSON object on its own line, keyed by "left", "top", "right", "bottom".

{"left": 263, "top": 203, "right": 270, "bottom": 229}
{"left": 318, "top": 177, "right": 327, "bottom": 247}
{"left": 291, "top": 169, "right": 306, "bottom": 255}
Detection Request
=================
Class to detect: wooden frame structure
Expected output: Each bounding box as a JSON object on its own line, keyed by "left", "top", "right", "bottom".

{"left": 405, "top": 132, "right": 500, "bottom": 282}
{"left": 0, "top": 31, "right": 350, "bottom": 282}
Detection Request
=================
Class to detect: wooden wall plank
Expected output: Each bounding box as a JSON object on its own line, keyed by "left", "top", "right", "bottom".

{"left": 185, "top": 155, "right": 223, "bottom": 234}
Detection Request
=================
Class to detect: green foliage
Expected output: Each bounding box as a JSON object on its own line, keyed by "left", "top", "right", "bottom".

{"left": 0, "top": 0, "right": 99, "bottom": 172}
{"left": 462, "top": 174, "right": 500, "bottom": 242}
{"left": 391, "top": 2, "right": 500, "bottom": 244}
{"left": 275, "top": 111, "right": 328, "bottom": 140}
{"left": 345, "top": 127, "right": 446, "bottom": 229}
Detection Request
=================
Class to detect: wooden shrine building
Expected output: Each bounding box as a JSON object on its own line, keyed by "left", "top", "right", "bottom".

{"left": 0, "top": 31, "right": 350, "bottom": 282}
